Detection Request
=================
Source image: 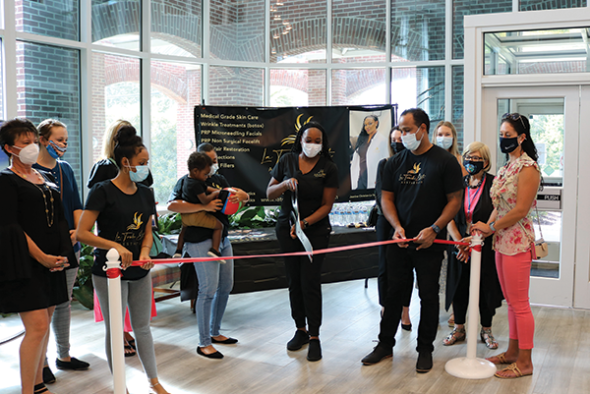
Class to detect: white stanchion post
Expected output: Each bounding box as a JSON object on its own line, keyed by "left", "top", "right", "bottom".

{"left": 445, "top": 234, "right": 496, "bottom": 379}
{"left": 104, "top": 248, "right": 126, "bottom": 394}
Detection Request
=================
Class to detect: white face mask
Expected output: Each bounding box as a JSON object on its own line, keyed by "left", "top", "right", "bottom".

{"left": 208, "top": 163, "right": 219, "bottom": 176}
{"left": 302, "top": 141, "right": 322, "bottom": 158}
{"left": 12, "top": 143, "right": 40, "bottom": 165}
{"left": 436, "top": 136, "right": 453, "bottom": 150}
{"left": 401, "top": 129, "right": 423, "bottom": 151}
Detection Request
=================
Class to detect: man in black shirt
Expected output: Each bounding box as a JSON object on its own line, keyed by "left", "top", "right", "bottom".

{"left": 361, "top": 108, "right": 463, "bottom": 373}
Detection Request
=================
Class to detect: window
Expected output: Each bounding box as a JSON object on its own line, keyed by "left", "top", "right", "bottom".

{"left": 270, "top": 69, "right": 326, "bottom": 106}
{"left": 152, "top": 0, "right": 202, "bottom": 58}
{"left": 390, "top": 66, "right": 445, "bottom": 122}
{"left": 208, "top": 67, "right": 264, "bottom": 106}
{"left": 92, "top": 0, "right": 141, "bottom": 51}
{"left": 331, "top": 69, "right": 386, "bottom": 105}
{"left": 16, "top": 0, "right": 80, "bottom": 41}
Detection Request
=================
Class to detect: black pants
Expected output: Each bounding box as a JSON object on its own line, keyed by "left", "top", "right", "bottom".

{"left": 276, "top": 224, "right": 330, "bottom": 337}
{"left": 452, "top": 260, "right": 493, "bottom": 327}
{"left": 376, "top": 214, "right": 413, "bottom": 308}
{"left": 379, "top": 245, "right": 443, "bottom": 353}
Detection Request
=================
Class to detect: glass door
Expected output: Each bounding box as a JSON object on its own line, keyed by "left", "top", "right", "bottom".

{"left": 482, "top": 86, "right": 580, "bottom": 307}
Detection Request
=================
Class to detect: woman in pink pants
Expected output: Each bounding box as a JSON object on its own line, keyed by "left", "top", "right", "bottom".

{"left": 472, "top": 112, "right": 541, "bottom": 379}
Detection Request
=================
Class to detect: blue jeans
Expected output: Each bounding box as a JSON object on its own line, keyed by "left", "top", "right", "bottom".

{"left": 184, "top": 237, "right": 234, "bottom": 347}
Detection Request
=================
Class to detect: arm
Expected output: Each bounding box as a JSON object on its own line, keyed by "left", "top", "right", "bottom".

{"left": 25, "top": 233, "right": 69, "bottom": 271}
{"left": 447, "top": 220, "right": 462, "bottom": 242}
{"left": 70, "top": 209, "right": 82, "bottom": 245}
{"left": 381, "top": 190, "right": 408, "bottom": 247}
{"left": 266, "top": 177, "right": 297, "bottom": 199}
{"left": 166, "top": 199, "right": 222, "bottom": 214}
{"left": 76, "top": 209, "right": 134, "bottom": 268}
{"left": 138, "top": 218, "right": 154, "bottom": 270}
{"left": 415, "top": 189, "right": 462, "bottom": 250}
{"left": 472, "top": 166, "right": 539, "bottom": 236}
{"left": 229, "top": 187, "right": 249, "bottom": 203}
{"left": 304, "top": 187, "right": 337, "bottom": 227}
{"left": 196, "top": 189, "right": 220, "bottom": 205}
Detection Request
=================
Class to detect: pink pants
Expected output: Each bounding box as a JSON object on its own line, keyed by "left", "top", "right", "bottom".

{"left": 495, "top": 251, "right": 535, "bottom": 349}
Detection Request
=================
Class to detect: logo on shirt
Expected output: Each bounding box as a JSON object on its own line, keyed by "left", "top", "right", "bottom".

{"left": 314, "top": 169, "right": 327, "bottom": 178}
{"left": 126, "top": 212, "right": 144, "bottom": 231}
{"left": 399, "top": 163, "right": 426, "bottom": 185}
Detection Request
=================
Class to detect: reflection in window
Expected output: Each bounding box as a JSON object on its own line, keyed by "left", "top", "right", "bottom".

{"left": 152, "top": 0, "right": 202, "bottom": 58}
{"left": 16, "top": 0, "right": 79, "bottom": 41}
{"left": 270, "top": 69, "right": 326, "bottom": 106}
{"left": 91, "top": 53, "right": 140, "bottom": 164}
{"left": 392, "top": 0, "right": 445, "bottom": 62}
{"left": 453, "top": 0, "right": 512, "bottom": 59}
{"left": 332, "top": 0, "right": 386, "bottom": 64}
{"left": 531, "top": 210, "right": 562, "bottom": 278}
{"left": 485, "top": 28, "right": 590, "bottom": 75}
{"left": 151, "top": 61, "right": 201, "bottom": 204}
{"left": 92, "top": 0, "right": 141, "bottom": 51}
{"left": 270, "top": 1, "right": 327, "bottom": 63}
{"left": 452, "top": 66, "right": 464, "bottom": 151}
{"left": 208, "top": 67, "right": 264, "bottom": 106}
{"left": 210, "top": 0, "right": 264, "bottom": 62}
{"left": 16, "top": 42, "right": 82, "bottom": 187}
{"left": 331, "top": 69, "right": 386, "bottom": 105}
{"left": 390, "top": 67, "right": 445, "bottom": 123}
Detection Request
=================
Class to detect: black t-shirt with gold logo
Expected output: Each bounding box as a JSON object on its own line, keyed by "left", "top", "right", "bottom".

{"left": 381, "top": 144, "right": 462, "bottom": 244}
{"left": 86, "top": 181, "right": 156, "bottom": 280}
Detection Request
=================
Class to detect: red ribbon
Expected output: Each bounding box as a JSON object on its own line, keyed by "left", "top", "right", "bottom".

{"left": 106, "top": 268, "right": 122, "bottom": 279}
{"left": 130, "top": 237, "right": 472, "bottom": 266}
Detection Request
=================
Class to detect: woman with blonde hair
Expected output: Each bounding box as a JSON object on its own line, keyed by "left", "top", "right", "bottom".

{"left": 433, "top": 121, "right": 467, "bottom": 176}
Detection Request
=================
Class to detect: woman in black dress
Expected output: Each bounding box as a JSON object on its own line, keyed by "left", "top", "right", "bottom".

{"left": 444, "top": 142, "right": 504, "bottom": 348}
{"left": 0, "top": 118, "right": 72, "bottom": 394}
{"left": 266, "top": 121, "right": 338, "bottom": 362}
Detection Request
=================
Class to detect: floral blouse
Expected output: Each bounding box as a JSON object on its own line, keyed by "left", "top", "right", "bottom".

{"left": 490, "top": 153, "right": 540, "bottom": 256}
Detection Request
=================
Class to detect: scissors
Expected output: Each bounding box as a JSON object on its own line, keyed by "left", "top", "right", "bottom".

{"left": 290, "top": 184, "right": 313, "bottom": 262}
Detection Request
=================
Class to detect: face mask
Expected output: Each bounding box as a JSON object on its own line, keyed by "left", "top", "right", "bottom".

{"left": 302, "top": 141, "right": 322, "bottom": 158}
{"left": 500, "top": 136, "right": 519, "bottom": 154}
{"left": 391, "top": 142, "right": 405, "bottom": 154}
{"left": 12, "top": 143, "right": 40, "bottom": 165}
{"left": 126, "top": 164, "right": 150, "bottom": 183}
{"left": 208, "top": 163, "right": 219, "bottom": 176}
{"left": 47, "top": 140, "right": 66, "bottom": 159}
{"left": 401, "top": 129, "right": 423, "bottom": 151}
{"left": 463, "top": 160, "right": 485, "bottom": 176}
{"left": 437, "top": 136, "right": 453, "bottom": 150}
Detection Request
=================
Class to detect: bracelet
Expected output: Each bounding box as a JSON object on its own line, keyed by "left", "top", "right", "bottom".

{"left": 489, "top": 221, "right": 496, "bottom": 232}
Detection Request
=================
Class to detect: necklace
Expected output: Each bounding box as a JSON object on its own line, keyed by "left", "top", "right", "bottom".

{"left": 468, "top": 176, "right": 484, "bottom": 189}
{"left": 11, "top": 167, "right": 54, "bottom": 227}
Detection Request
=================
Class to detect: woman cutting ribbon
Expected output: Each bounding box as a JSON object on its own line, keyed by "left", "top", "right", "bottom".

{"left": 266, "top": 121, "right": 338, "bottom": 362}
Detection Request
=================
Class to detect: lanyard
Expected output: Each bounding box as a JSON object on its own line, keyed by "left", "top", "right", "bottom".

{"left": 464, "top": 174, "right": 485, "bottom": 224}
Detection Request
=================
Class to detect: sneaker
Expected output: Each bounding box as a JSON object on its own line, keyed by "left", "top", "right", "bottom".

{"left": 55, "top": 357, "right": 90, "bottom": 370}
{"left": 43, "top": 365, "right": 56, "bottom": 384}
{"left": 480, "top": 328, "right": 499, "bottom": 349}
{"left": 416, "top": 351, "right": 433, "bottom": 373}
{"left": 307, "top": 339, "right": 322, "bottom": 362}
{"left": 361, "top": 343, "right": 393, "bottom": 365}
{"left": 287, "top": 330, "right": 309, "bottom": 351}
{"left": 207, "top": 248, "right": 226, "bottom": 264}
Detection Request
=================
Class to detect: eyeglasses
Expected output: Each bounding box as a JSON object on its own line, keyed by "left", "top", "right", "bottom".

{"left": 464, "top": 155, "right": 484, "bottom": 162}
{"left": 502, "top": 113, "right": 526, "bottom": 130}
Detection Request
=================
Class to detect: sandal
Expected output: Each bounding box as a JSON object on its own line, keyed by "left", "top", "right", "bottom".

{"left": 447, "top": 314, "right": 455, "bottom": 327}
{"left": 494, "top": 362, "right": 532, "bottom": 379}
{"left": 443, "top": 326, "right": 466, "bottom": 346}
{"left": 480, "top": 328, "right": 498, "bottom": 349}
{"left": 486, "top": 352, "right": 510, "bottom": 365}
{"left": 149, "top": 381, "right": 171, "bottom": 394}
{"left": 34, "top": 383, "right": 49, "bottom": 393}
{"left": 127, "top": 339, "right": 136, "bottom": 350}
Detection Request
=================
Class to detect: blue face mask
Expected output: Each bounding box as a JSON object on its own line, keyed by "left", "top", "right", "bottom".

{"left": 126, "top": 164, "right": 150, "bottom": 183}
{"left": 47, "top": 141, "right": 66, "bottom": 159}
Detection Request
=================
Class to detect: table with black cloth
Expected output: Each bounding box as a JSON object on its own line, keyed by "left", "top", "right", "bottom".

{"left": 162, "top": 226, "right": 379, "bottom": 296}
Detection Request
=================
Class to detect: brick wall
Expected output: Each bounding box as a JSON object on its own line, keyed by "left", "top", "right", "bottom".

{"left": 16, "top": 0, "right": 79, "bottom": 41}
{"left": 520, "top": 0, "right": 586, "bottom": 11}
{"left": 16, "top": 42, "right": 82, "bottom": 189}
{"left": 452, "top": 65, "right": 464, "bottom": 150}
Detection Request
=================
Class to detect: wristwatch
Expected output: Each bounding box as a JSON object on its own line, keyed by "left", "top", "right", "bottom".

{"left": 430, "top": 224, "right": 440, "bottom": 234}
{"left": 303, "top": 219, "right": 309, "bottom": 228}
{"left": 489, "top": 221, "right": 496, "bottom": 232}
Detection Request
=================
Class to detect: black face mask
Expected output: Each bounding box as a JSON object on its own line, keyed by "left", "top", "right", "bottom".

{"left": 391, "top": 142, "right": 405, "bottom": 154}
{"left": 463, "top": 160, "right": 485, "bottom": 176}
{"left": 500, "top": 136, "right": 519, "bottom": 153}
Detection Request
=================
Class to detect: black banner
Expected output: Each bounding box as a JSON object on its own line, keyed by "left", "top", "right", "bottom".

{"left": 195, "top": 105, "right": 397, "bottom": 205}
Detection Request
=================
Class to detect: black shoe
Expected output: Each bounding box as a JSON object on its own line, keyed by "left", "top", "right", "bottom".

{"left": 42, "top": 366, "right": 56, "bottom": 384}
{"left": 197, "top": 346, "right": 224, "bottom": 359}
{"left": 416, "top": 351, "right": 433, "bottom": 373}
{"left": 211, "top": 336, "right": 238, "bottom": 344}
{"left": 55, "top": 357, "right": 90, "bottom": 371}
{"left": 287, "top": 330, "right": 309, "bottom": 351}
{"left": 307, "top": 339, "right": 322, "bottom": 362}
{"left": 401, "top": 323, "right": 412, "bottom": 331}
{"left": 361, "top": 344, "right": 393, "bottom": 365}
